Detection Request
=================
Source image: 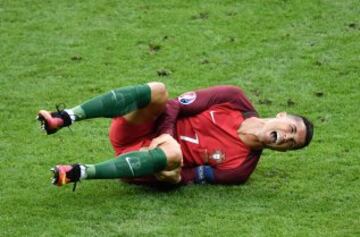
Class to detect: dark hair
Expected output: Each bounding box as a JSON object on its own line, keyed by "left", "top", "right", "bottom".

{"left": 294, "top": 115, "right": 314, "bottom": 150}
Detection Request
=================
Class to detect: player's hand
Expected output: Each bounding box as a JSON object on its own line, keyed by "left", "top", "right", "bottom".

{"left": 149, "top": 133, "right": 173, "bottom": 149}
{"left": 155, "top": 167, "right": 181, "bottom": 184}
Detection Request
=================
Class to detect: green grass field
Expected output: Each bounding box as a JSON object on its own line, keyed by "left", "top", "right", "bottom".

{"left": 1, "top": 0, "right": 359, "bottom": 236}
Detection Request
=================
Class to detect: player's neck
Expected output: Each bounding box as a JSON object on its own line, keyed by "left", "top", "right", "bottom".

{"left": 238, "top": 117, "right": 267, "bottom": 150}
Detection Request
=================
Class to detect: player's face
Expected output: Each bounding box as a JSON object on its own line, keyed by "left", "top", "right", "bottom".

{"left": 261, "top": 112, "right": 307, "bottom": 151}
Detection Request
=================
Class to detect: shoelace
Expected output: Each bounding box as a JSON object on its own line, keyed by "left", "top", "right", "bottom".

{"left": 69, "top": 164, "right": 81, "bottom": 192}
{"left": 55, "top": 103, "right": 73, "bottom": 133}
{"left": 72, "top": 181, "right": 78, "bottom": 192}
{"left": 55, "top": 103, "right": 65, "bottom": 113}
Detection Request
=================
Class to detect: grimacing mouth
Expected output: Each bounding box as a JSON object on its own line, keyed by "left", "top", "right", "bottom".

{"left": 270, "top": 131, "right": 281, "bottom": 144}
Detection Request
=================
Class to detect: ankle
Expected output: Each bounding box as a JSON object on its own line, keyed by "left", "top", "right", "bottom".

{"left": 63, "top": 109, "right": 75, "bottom": 124}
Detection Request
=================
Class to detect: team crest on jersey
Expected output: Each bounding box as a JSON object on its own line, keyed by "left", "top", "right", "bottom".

{"left": 209, "top": 150, "right": 226, "bottom": 163}
{"left": 178, "top": 91, "right": 197, "bottom": 105}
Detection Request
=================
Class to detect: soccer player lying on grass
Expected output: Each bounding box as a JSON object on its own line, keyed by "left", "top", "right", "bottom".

{"left": 37, "top": 82, "right": 313, "bottom": 190}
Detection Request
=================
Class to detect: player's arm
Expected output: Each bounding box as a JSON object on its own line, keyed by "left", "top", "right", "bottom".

{"left": 177, "top": 85, "right": 256, "bottom": 116}
{"left": 157, "top": 85, "right": 257, "bottom": 135}
{"left": 180, "top": 151, "right": 262, "bottom": 185}
{"left": 180, "top": 165, "right": 253, "bottom": 185}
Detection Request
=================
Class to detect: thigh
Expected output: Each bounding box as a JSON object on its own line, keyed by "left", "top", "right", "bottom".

{"left": 109, "top": 117, "right": 155, "bottom": 156}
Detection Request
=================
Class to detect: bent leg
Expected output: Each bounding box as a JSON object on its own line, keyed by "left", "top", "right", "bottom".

{"left": 108, "top": 82, "right": 168, "bottom": 155}
{"left": 70, "top": 82, "right": 168, "bottom": 122}
{"left": 38, "top": 82, "right": 168, "bottom": 134}
{"left": 81, "top": 134, "right": 182, "bottom": 183}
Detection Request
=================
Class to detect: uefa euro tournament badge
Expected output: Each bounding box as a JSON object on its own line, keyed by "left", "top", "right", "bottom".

{"left": 178, "top": 91, "right": 197, "bottom": 105}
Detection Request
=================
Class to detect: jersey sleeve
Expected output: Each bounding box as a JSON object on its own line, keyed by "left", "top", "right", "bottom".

{"left": 180, "top": 150, "right": 262, "bottom": 185}
{"left": 156, "top": 85, "right": 258, "bottom": 136}
{"left": 177, "top": 85, "right": 257, "bottom": 116}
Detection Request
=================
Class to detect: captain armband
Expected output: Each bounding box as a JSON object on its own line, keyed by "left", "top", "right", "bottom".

{"left": 195, "top": 165, "right": 214, "bottom": 184}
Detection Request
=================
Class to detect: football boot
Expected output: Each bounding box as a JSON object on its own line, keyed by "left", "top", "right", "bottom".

{"left": 37, "top": 106, "right": 72, "bottom": 135}
{"left": 51, "top": 164, "right": 81, "bottom": 191}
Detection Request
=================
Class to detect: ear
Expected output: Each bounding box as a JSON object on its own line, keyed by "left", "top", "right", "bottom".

{"left": 276, "top": 112, "right": 288, "bottom": 118}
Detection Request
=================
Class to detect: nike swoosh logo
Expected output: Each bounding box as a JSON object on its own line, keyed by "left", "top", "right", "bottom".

{"left": 180, "top": 133, "right": 199, "bottom": 144}
{"left": 125, "top": 157, "right": 135, "bottom": 176}
{"left": 209, "top": 110, "right": 216, "bottom": 124}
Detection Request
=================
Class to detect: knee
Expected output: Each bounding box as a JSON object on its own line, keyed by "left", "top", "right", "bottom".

{"left": 147, "top": 82, "right": 169, "bottom": 105}
{"left": 168, "top": 141, "right": 183, "bottom": 165}
{"left": 165, "top": 144, "right": 183, "bottom": 170}
{"left": 156, "top": 134, "right": 183, "bottom": 170}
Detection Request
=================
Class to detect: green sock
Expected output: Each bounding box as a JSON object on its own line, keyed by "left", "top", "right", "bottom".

{"left": 71, "top": 84, "right": 151, "bottom": 121}
{"left": 84, "top": 148, "right": 167, "bottom": 179}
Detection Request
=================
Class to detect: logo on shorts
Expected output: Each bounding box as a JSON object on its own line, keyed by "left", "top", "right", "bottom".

{"left": 209, "top": 150, "right": 226, "bottom": 163}
{"left": 178, "top": 91, "right": 197, "bottom": 105}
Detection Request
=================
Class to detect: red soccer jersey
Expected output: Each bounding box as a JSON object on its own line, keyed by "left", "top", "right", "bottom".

{"left": 159, "top": 86, "right": 262, "bottom": 185}
{"left": 176, "top": 103, "right": 251, "bottom": 170}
